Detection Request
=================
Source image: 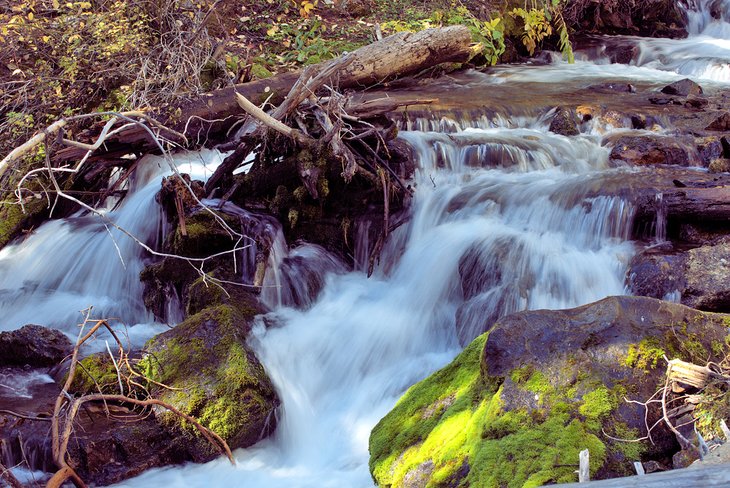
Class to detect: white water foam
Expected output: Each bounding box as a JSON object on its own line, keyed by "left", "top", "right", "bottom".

{"left": 113, "top": 114, "right": 637, "bottom": 487}
{"left": 0, "top": 149, "right": 226, "bottom": 349}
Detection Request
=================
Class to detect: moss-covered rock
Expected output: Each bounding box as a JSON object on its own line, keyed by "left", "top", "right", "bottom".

{"left": 140, "top": 207, "right": 245, "bottom": 321}
{"left": 140, "top": 301, "right": 278, "bottom": 461}
{"left": 370, "top": 296, "right": 730, "bottom": 487}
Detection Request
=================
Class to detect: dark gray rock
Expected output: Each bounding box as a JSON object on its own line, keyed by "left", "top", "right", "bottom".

{"left": 626, "top": 247, "right": 687, "bottom": 301}
{"left": 0, "top": 325, "right": 72, "bottom": 367}
{"left": 628, "top": 240, "right": 730, "bottom": 313}
{"left": 683, "top": 240, "right": 730, "bottom": 311}
{"left": 661, "top": 78, "right": 703, "bottom": 97}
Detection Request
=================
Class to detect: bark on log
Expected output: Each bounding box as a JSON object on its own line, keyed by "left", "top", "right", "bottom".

{"left": 54, "top": 26, "right": 474, "bottom": 165}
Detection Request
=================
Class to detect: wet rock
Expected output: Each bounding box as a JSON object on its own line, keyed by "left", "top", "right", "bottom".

{"left": 661, "top": 78, "right": 703, "bottom": 97}
{"left": 631, "top": 114, "right": 647, "bottom": 130}
{"left": 709, "top": 158, "right": 730, "bottom": 173}
{"left": 673, "top": 446, "right": 701, "bottom": 469}
{"left": 548, "top": 107, "right": 579, "bottom": 136}
{"left": 685, "top": 95, "right": 709, "bottom": 109}
{"left": 608, "top": 135, "right": 691, "bottom": 167}
{"left": 649, "top": 95, "right": 680, "bottom": 105}
{"left": 371, "top": 296, "right": 730, "bottom": 488}
{"left": 140, "top": 208, "right": 248, "bottom": 322}
{"left": 626, "top": 247, "right": 687, "bottom": 301}
{"left": 683, "top": 240, "right": 730, "bottom": 311}
{"left": 605, "top": 44, "right": 638, "bottom": 64}
{"left": 628, "top": 240, "right": 730, "bottom": 313}
{"left": 65, "top": 415, "right": 194, "bottom": 485}
{"left": 642, "top": 460, "right": 669, "bottom": 473}
{"left": 0, "top": 325, "right": 72, "bottom": 367}
{"left": 696, "top": 136, "right": 724, "bottom": 167}
{"left": 706, "top": 112, "right": 730, "bottom": 131}
{"left": 0, "top": 365, "right": 195, "bottom": 486}
{"left": 141, "top": 301, "right": 279, "bottom": 461}
{"left": 576, "top": 105, "right": 595, "bottom": 122}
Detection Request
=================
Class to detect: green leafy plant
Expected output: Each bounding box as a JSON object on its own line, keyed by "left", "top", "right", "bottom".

{"left": 510, "top": 0, "right": 574, "bottom": 62}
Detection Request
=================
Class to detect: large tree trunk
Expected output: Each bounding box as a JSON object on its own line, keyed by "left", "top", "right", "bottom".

{"left": 54, "top": 26, "right": 475, "bottom": 165}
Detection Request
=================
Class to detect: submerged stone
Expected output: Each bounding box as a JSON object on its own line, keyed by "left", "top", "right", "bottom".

{"left": 608, "top": 135, "right": 691, "bottom": 167}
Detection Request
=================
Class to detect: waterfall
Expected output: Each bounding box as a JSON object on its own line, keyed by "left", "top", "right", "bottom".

{"left": 112, "top": 114, "right": 636, "bottom": 487}
{"left": 0, "top": 149, "right": 226, "bottom": 348}
{"left": 4, "top": 0, "right": 728, "bottom": 485}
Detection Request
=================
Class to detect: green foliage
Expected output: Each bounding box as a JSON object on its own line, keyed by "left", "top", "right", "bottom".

{"left": 510, "top": 7, "right": 552, "bottom": 55}
{"left": 509, "top": 0, "right": 574, "bottom": 62}
{"left": 265, "top": 19, "right": 365, "bottom": 66}
{"left": 382, "top": 4, "right": 506, "bottom": 66}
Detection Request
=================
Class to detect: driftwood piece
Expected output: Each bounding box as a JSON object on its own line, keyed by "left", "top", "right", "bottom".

{"left": 205, "top": 54, "right": 357, "bottom": 195}
{"left": 578, "top": 449, "right": 590, "bottom": 482}
{"left": 552, "top": 464, "right": 730, "bottom": 486}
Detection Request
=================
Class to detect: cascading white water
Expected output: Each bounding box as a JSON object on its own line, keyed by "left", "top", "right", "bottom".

{"left": 6, "top": 0, "right": 729, "bottom": 485}
{"left": 113, "top": 113, "right": 637, "bottom": 487}
{"left": 606, "top": 0, "right": 730, "bottom": 81}
{"left": 0, "top": 149, "right": 227, "bottom": 348}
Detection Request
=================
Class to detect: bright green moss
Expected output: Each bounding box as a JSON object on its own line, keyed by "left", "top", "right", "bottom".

{"left": 70, "top": 353, "right": 121, "bottom": 395}
{"left": 142, "top": 305, "right": 275, "bottom": 445}
{"left": 624, "top": 338, "right": 665, "bottom": 371}
{"left": 579, "top": 386, "right": 615, "bottom": 420}
{"left": 369, "top": 333, "right": 610, "bottom": 488}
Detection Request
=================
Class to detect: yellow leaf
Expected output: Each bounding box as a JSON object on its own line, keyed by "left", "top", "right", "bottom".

{"left": 52, "top": 0, "right": 60, "bottom": 8}
{"left": 42, "top": 35, "right": 50, "bottom": 42}
{"left": 27, "top": 12, "right": 34, "bottom": 20}
{"left": 55, "top": 85, "right": 62, "bottom": 96}
{"left": 266, "top": 25, "right": 278, "bottom": 36}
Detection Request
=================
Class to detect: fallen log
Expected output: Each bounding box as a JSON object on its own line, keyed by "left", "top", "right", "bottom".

{"left": 53, "top": 25, "right": 475, "bottom": 166}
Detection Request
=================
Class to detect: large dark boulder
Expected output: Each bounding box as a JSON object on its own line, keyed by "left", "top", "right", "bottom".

{"left": 370, "top": 296, "right": 730, "bottom": 487}
{"left": 0, "top": 325, "right": 72, "bottom": 367}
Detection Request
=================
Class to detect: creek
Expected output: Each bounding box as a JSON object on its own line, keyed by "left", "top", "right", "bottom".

{"left": 3, "top": 0, "right": 730, "bottom": 486}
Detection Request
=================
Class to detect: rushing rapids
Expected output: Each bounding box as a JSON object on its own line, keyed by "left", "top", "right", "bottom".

{"left": 3, "top": 0, "right": 730, "bottom": 485}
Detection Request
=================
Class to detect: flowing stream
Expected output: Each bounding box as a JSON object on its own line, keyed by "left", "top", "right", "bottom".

{"left": 3, "top": 0, "right": 730, "bottom": 486}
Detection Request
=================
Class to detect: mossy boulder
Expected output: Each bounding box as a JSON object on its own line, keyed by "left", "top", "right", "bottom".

{"left": 370, "top": 296, "right": 730, "bottom": 487}
{"left": 141, "top": 208, "right": 244, "bottom": 321}
{"left": 140, "top": 301, "right": 278, "bottom": 461}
